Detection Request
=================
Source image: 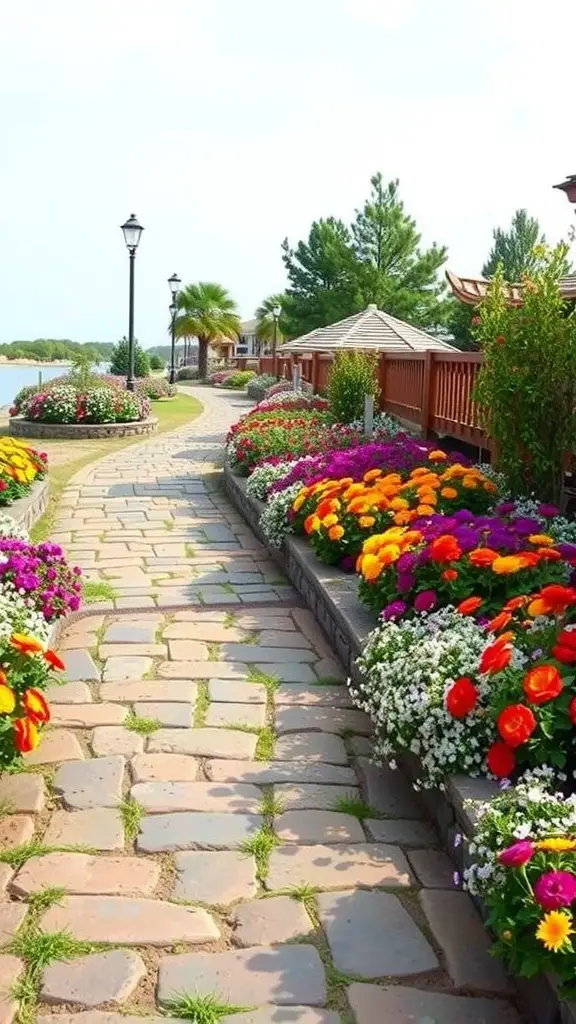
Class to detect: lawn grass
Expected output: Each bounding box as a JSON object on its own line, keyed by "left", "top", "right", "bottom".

{"left": 30, "top": 392, "right": 203, "bottom": 542}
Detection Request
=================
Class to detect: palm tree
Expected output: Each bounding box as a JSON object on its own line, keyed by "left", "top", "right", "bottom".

{"left": 174, "top": 282, "right": 241, "bottom": 379}
{"left": 255, "top": 293, "right": 288, "bottom": 349}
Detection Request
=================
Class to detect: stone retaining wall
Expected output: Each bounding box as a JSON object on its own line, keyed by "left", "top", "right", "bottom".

{"left": 9, "top": 417, "right": 158, "bottom": 440}
{"left": 5, "top": 477, "right": 49, "bottom": 533}
{"left": 224, "top": 461, "right": 573, "bottom": 1024}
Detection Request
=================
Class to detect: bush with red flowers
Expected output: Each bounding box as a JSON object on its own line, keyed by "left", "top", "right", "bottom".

{"left": 0, "top": 631, "right": 66, "bottom": 769}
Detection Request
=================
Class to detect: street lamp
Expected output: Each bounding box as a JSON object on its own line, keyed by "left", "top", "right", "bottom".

{"left": 272, "top": 303, "right": 281, "bottom": 375}
{"left": 120, "top": 214, "right": 144, "bottom": 391}
{"left": 167, "top": 273, "right": 181, "bottom": 385}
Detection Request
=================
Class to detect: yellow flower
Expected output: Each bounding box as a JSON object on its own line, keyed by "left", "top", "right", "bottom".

{"left": 502, "top": 930, "right": 512, "bottom": 941}
{"left": 528, "top": 534, "right": 555, "bottom": 547}
{"left": 361, "top": 553, "right": 384, "bottom": 582}
{"left": 292, "top": 493, "right": 306, "bottom": 512}
{"left": 359, "top": 515, "right": 376, "bottom": 529}
{"left": 536, "top": 838, "right": 576, "bottom": 853}
{"left": 321, "top": 514, "right": 339, "bottom": 528}
{"left": 0, "top": 682, "right": 16, "bottom": 715}
{"left": 536, "top": 910, "right": 574, "bottom": 952}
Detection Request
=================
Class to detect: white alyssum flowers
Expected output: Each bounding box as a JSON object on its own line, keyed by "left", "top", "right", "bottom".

{"left": 260, "top": 483, "right": 301, "bottom": 548}
{"left": 352, "top": 607, "right": 489, "bottom": 788}
{"left": 246, "top": 460, "right": 301, "bottom": 501}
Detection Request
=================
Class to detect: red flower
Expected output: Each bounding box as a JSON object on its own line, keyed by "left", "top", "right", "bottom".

{"left": 43, "top": 650, "right": 65, "bottom": 671}
{"left": 457, "top": 596, "right": 484, "bottom": 616}
{"left": 13, "top": 718, "right": 39, "bottom": 753}
{"left": 480, "top": 637, "right": 513, "bottom": 675}
{"left": 446, "top": 677, "right": 478, "bottom": 718}
{"left": 442, "top": 569, "right": 458, "bottom": 582}
{"left": 553, "top": 629, "right": 576, "bottom": 664}
{"left": 22, "top": 689, "right": 50, "bottom": 725}
{"left": 487, "top": 741, "right": 516, "bottom": 777}
{"left": 487, "top": 611, "right": 513, "bottom": 634}
{"left": 523, "top": 664, "right": 563, "bottom": 705}
{"left": 496, "top": 335, "right": 505, "bottom": 345}
{"left": 503, "top": 595, "right": 529, "bottom": 613}
{"left": 429, "top": 534, "right": 462, "bottom": 563}
{"left": 569, "top": 697, "right": 576, "bottom": 726}
{"left": 497, "top": 704, "right": 537, "bottom": 747}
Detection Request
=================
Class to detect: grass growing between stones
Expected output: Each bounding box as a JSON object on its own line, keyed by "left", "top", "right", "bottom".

{"left": 0, "top": 841, "right": 98, "bottom": 871}
{"left": 247, "top": 667, "right": 279, "bottom": 698}
{"left": 163, "top": 993, "right": 253, "bottom": 1023}
{"left": 83, "top": 579, "right": 118, "bottom": 603}
{"left": 240, "top": 825, "right": 279, "bottom": 883}
{"left": 164, "top": 519, "right": 175, "bottom": 531}
{"left": 222, "top": 612, "right": 236, "bottom": 629}
{"left": 194, "top": 681, "right": 210, "bottom": 727}
{"left": 120, "top": 797, "right": 144, "bottom": 842}
{"left": 184, "top": 544, "right": 196, "bottom": 558}
{"left": 124, "top": 711, "right": 161, "bottom": 735}
{"left": 333, "top": 796, "right": 382, "bottom": 820}
{"left": 255, "top": 726, "right": 275, "bottom": 761}
{"left": 9, "top": 887, "right": 95, "bottom": 1024}
{"left": 0, "top": 797, "right": 15, "bottom": 816}
{"left": 206, "top": 642, "right": 220, "bottom": 661}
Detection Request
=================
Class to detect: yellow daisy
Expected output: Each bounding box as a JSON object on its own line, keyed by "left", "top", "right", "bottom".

{"left": 536, "top": 910, "right": 574, "bottom": 952}
{"left": 536, "top": 838, "right": 576, "bottom": 853}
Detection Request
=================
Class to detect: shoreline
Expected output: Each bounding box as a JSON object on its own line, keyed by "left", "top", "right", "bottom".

{"left": 0, "top": 359, "right": 71, "bottom": 367}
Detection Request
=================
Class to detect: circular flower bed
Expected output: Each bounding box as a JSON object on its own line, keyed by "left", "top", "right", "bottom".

{"left": 17, "top": 384, "right": 150, "bottom": 424}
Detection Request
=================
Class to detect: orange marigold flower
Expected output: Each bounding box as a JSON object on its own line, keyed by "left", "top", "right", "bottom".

{"left": 483, "top": 480, "right": 498, "bottom": 493}
{"left": 492, "top": 555, "right": 529, "bottom": 575}
{"left": 328, "top": 525, "right": 345, "bottom": 541}
{"left": 487, "top": 611, "right": 513, "bottom": 634}
{"left": 43, "top": 650, "right": 65, "bottom": 672}
{"left": 363, "top": 469, "right": 383, "bottom": 482}
{"left": 429, "top": 450, "right": 447, "bottom": 461}
{"left": 348, "top": 497, "right": 371, "bottom": 515}
{"left": 442, "top": 569, "right": 459, "bottom": 582}
{"left": 304, "top": 514, "right": 321, "bottom": 535}
{"left": 528, "top": 585, "right": 576, "bottom": 617}
{"left": 457, "top": 596, "right": 483, "bottom": 615}
{"left": 292, "top": 493, "right": 307, "bottom": 512}
{"left": 528, "top": 534, "right": 555, "bottom": 547}
{"left": 361, "top": 554, "right": 384, "bottom": 582}
{"left": 378, "top": 543, "right": 402, "bottom": 566}
{"left": 462, "top": 476, "right": 479, "bottom": 489}
{"left": 13, "top": 718, "right": 39, "bottom": 753}
{"left": 523, "top": 664, "right": 563, "bottom": 705}
{"left": 22, "top": 688, "right": 50, "bottom": 725}
{"left": 359, "top": 515, "right": 376, "bottom": 529}
{"left": 394, "top": 510, "right": 417, "bottom": 525}
{"left": 440, "top": 487, "right": 458, "bottom": 499}
{"left": 10, "top": 633, "right": 44, "bottom": 656}
{"left": 429, "top": 534, "right": 462, "bottom": 563}
{"left": 389, "top": 497, "right": 409, "bottom": 511}
{"left": 0, "top": 683, "right": 16, "bottom": 715}
{"left": 321, "top": 513, "right": 339, "bottom": 528}
{"left": 416, "top": 504, "right": 436, "bottom": 516}
{"left": 468, "top": 548, "right": 499, "bottom": 567}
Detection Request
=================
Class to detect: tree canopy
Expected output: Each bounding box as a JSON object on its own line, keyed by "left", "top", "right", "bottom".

{"left": 174, "top": 282, "right": 240, "bottom": 378}
{"left": 255, "top": 293, "right": 289, "bottom": 345}
{"left": 109, "top": 337, "right": 151, "bottom": 378}
{"left": 280, "top": 173, "right": 449, "bottom": 338}
{"left": 0, "top": 339, "right": 114, "bottom": 362}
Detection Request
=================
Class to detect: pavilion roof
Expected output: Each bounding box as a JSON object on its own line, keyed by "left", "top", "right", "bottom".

{"left": 447, "top": 270, "right": 576, "bottom": 306}
{"left": 278, "top": 304, "right": 455, "bottom": 354}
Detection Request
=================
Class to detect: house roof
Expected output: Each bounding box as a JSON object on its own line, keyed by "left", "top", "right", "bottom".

{"left": 278, "top": 304, "right": 455, "bottom": 354}
{"left": 240, "top": 318, "right": 258, "bottom": 334}
{"left": 447, "top": 270, "right": 576, "bottom": 306}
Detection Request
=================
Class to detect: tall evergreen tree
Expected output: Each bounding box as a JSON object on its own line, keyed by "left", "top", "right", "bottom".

{"left": 482, "top": 209, "right": 545, "bottom": 281}
{"left": 281, "top": 219, "right": 362, "bottom": 336}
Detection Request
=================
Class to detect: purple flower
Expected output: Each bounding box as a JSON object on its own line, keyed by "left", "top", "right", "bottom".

{"left": 495, "top": 502, "right": 516, "bottom": 515}
{"left": 538, "top": 503, "right": 560, "bottom": 518}
{"left": 397, "top": 552, "right": 417, "bottom": 573}
{"left": 414, "top": 590, "right": 437, "bottom": 613}
{"left": 397, "top": 573, "right": 415, "bottom": 593}
{"left": 498, "top": 840, "right": 535, "bottom": 867}
{"left": 513, "top": 516, "right": 542, "bottom": 536}
{"left": 534, "top": 871, "right": 576, "bottom": 910}
{"left": 453, "top": 871, "right": 461, "bottom": 887}
{"left": 380, "top": 600, "right": 407, "bottom": 621}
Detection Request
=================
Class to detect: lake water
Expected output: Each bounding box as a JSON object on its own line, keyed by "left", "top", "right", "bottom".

{"left": 0, "top": 364, "right": 68, "bottom": 408}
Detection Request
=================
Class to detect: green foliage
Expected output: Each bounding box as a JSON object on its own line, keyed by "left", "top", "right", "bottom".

{"left": 282, "top": 173, "right": 449, "bottom": 337}
{"left": 327, "top": 351, "right": 379, "bottom": 424}
{"left": 176, "top": 367, "right": 199, "bottom": 381}
{"left": 162, "top": 993, "right": 253, "bottom": 1023}
{"left": 0, "top": 339, "right": 113, "bottom": 362}
{"left": 482, "top": 209, "right": 565, "bottom": 281}
{"left": 475, "top": 243, "right": 576, "bottom": 502}
{"left": 174, "top": 282, "right": 241, "bottom": 379}
{"left": 149, "top": 353, "right": 165, "bottom": 370}
{"left": 66, "top": 354, "right": 101, "bottom": 390}
{"left": 221, "top": 370, "right": 256, "bottom": 389}
{"left": 109, "top": 337, "right": 151, "bottom": 378}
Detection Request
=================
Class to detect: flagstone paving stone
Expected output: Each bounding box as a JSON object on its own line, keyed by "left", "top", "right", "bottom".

{"left": 4, "top": 389, "right": 520, "bottom": 1022}
{"left": 0, "top": 904, "right": 27, "bottom": 944}
{"left": 0, "top": 954, "right": 22, "bottom": 1024}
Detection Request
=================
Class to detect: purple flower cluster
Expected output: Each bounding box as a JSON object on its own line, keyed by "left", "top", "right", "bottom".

{"left": 411, "top": 508, "right": 574, "bottom": 557}
{"left": 269, "top": 438, "right": 471, "bottom": 494}
{"left": 0, "top": 539, "right": 82, "bottom": 620}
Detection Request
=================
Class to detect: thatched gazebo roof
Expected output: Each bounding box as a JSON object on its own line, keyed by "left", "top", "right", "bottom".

{"left": 278, "top": 304, "right": 456, "bottom": 354}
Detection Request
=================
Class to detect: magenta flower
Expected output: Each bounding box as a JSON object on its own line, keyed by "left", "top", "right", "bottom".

{"left": 498, "top": 840, "right": 535, "bottom": 868}
{"left": 380, "top": 600, "right": 407, "bottom": 621}
{"left": 414, "top": 590, "right": 437, "bottom": 612}
{"left": 534, "top": 871, "right": 576, "bottom": 910}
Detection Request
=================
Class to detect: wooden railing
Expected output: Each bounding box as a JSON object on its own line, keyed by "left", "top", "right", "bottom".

{"left": 258, "top": 351, "right": 488, "bottom": 448}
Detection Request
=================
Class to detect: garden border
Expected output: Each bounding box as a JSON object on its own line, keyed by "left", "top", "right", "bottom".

{"left": 9, "top": 417, "right": 158, "bottom": 440}
{"left": 5, "top": 477, "right": 49, "bottom": 533}
{"left": 224, "top": 461, "right": 575, "bottom": 1024}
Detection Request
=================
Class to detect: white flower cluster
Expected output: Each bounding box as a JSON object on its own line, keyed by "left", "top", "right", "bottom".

{"left": 349, "top": 412, "right": 403, "bottom": 438}
{"left": 475, "top": 463, "right": 510, "bottom": 497}
{"left": 260, "top": 483, "right": 301, "bottom": 548}
{"left": 0, "top": 512, "right": 28, "bottom": 542}
{"left": 464, "top": 771, "right": 576, "bottom": 899}
{"left": 508, "top": 496, "right": 576, "bottom": 547}
{"left": 352, "top": 607, "right": 490, "bottom": 788}
{"left": 0, "top": 588, "right": 51, "bottom": 644}
{"left": 246, "top": 460, "right": 300, "bottom": 501}
{"left": 257, "top": 391, "right": 321, "bottom": 410}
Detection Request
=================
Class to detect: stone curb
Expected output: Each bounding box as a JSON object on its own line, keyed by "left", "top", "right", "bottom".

{"left": 224, "top": 462, "right": 574, "bottom": 1024}
{"left": 5, "top": 477, "right": 49, "bottom": 532}
{"left": 9, "top": 417, "right": 158, "bottom": 440}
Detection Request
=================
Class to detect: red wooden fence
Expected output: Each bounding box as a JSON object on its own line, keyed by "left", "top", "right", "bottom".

{"left": 258, "top": 351, "right": 488, "bottom": 448}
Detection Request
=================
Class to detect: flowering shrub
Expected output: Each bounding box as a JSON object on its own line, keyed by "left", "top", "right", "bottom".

{"left": 0, "top": 631, "right": 65, "bottom": 769}
{"left": 264, "top": 378, "right": 313, "bottom": 399}
{"left": 0, "top": 438, "right": 47, "bottom": 506}
{"left": 0, "top": 512, "right": 28, "bottom": 541}
{"left": 227, "top": 408, "right": 362, "bottom": 475}
{"left": 295, "top": 461, "right": 498, "bottom": 568}
{"left": 20, "top": 384, "right": 148, "bottom": 424}
{"left": 269, "top": 439, "right": 469, "bottom": 496}
{"left": 464, "top": 773, "right": 576, "bottom": 992}
{"left": 328, "top": 351, "right": 380, "bottom": 423}
{"left": 352, "top": 608, "right": 489, "bottom": 787}
{"left": 0, "top": 539, "right": 82, "bottom": 621}
{"left": 221, "top": 370, "right": 256, "bottom": 389}
{"left": 256, "top": 394, "right": 329, "bottom": 413}
{"left": 209, "top": 370, "right": 237, "bottom": 385}
{"left": 246, "top": 374, "right": 277, "bottom": 399}
{"left": 136, "top": 377, "right": 176, "bottom": 400}
{"left": 260, "top": 483, "right": 302, "bottom": 548}
{"left": 357, "top": 507, "right": 566, "bottom": 617}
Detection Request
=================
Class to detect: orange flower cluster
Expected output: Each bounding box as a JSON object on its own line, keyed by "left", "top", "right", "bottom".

{"left": 357, "top": 527, "right": 424, "bottom": 581}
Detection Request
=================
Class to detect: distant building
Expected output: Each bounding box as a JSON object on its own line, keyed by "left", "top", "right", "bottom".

{"left": 236, "top": 318, "right": 261, "bottom": 358}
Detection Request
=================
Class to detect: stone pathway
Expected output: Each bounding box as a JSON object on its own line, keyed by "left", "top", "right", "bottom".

{"left": 0, "top": 388, "right": 524, "bottom": 1023}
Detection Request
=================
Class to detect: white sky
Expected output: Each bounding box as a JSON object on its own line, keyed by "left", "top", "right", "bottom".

{"left": 0, "top": 0, "right": 575, "bottom": 347}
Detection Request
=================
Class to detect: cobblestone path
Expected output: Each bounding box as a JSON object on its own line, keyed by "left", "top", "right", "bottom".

{"left": 0, "top": 389, "right": 523, "bottom": 1023}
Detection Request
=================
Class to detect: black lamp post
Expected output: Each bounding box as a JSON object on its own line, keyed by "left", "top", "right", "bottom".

{"left": 272, "top": 302, "right": 281, "bottom": 374}
{"left": 168, "top": 273, "right": 181, "bottom": 385}
{"left": 120, "top": 214, "right": 144, "bottom": 391}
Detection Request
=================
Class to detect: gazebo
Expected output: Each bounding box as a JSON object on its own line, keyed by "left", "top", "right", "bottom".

{"left": 278, "top": 303, "right": 456, "bottom": 355}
